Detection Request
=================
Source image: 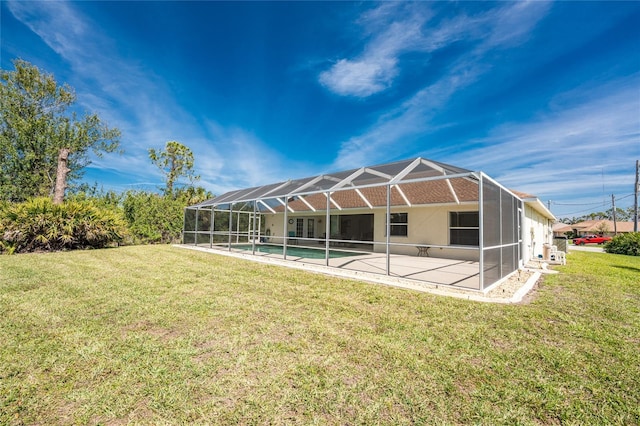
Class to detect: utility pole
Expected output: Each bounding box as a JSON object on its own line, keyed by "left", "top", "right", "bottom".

{"left": 634, "top": 160, "right": 639, "bottom": 232}
{"left": 611, "top": 194, "right": 617, "bottom": 235}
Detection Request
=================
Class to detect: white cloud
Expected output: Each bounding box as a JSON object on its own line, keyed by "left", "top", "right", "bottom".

{"left": 319, "top": 57, "right": 398, "bottom": 97}
{"left": 330, "top": 2, "right": 552, "bottom": 170}
{"left": 442, "top": 75, "right": 640, "bottom": 215}
{"left": 483, "top": 1, "right": 552, "bottom": 50}
{"left": 332, "top": 69, "right": 480, "bottom": 170}
{"left": 198, "top": 122, "right": 319, "bottom": 197}
{"left": 6, "top": 0, "right": 293, "bottom": 196}
{"left": 324, "top": 1, "right": 637, "bottom": 216}
{"left": 319, "top": 3, "right": 432, "bottom": 97}
{"left": 319, "top": 2, "right": 551, "bottom": 99}
{"left": 7, "top": 1, "right": 182, "bottom": 160}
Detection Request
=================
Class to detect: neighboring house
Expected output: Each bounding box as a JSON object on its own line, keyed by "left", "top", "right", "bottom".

{"left": 558, "top": 220, "right": 636, "bottom": 237}
{"left": 184, "top": 157, "right": 555, "bottom": 291}
{"left": 553, "top": 222, "right": 573, "bottom": 237}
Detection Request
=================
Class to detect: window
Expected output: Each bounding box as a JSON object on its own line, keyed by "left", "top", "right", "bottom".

{"left": 389, "top": 213, "right": 408, "bottom": 237}
{"left": 450, "top": 211, "right": 479, "bottom": 246}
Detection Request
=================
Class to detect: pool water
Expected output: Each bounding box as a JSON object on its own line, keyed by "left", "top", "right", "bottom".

{"left": 232, "top": 244, "right": 364, "bottom": 259}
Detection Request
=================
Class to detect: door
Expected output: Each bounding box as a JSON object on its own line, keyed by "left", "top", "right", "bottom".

{"left": 294, "top": 218, "right": 316, "bottom": 241}
{"left": 307, "top": 218, "right": 315, "bottom": 239}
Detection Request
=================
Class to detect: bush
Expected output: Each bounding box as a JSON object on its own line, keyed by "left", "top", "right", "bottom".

{"left": 122, "top": 188, "right": 212, "bottom": 245}
{"left": 604, "top": 232, "right": 640, "bottom": 256}
{"left": 0, "top": 197, "right": 128, "bottom": 254}
{"left": 122, "top": 191, "right": 185, "bottom": 244}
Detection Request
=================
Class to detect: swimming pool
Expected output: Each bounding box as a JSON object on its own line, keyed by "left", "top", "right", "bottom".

{"left": 232, "top": 244, "right": 364, "bottom": 259}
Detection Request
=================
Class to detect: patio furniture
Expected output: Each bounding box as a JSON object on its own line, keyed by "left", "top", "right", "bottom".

{"left": 288, "top": 231, "right": 298, "bottom": 245}
{"left": 549, "top": 245, "right": 566, "bottom": 265}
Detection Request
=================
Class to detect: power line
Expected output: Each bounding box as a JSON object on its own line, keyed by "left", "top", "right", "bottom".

{"left": 552, "top": 201, "right": 609, "bottom": 206}
{"left": 551, "top": 193, "right": 634, "bottom": 207}
{"left": 615, "top": 193, "right": 635, "bottom": 202}
{"left": 552, "top": 194, "right": 636, "bottom": 218}
{"left": 560, "top": 205, "right": 612, "bottom": 217}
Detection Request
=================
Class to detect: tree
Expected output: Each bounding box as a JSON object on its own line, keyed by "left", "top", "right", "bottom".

{"left": 148, "top": 141, "right": 200, "bottom": 196}
{"left": 609, "top": 207, "right": 631, "bottom": 221}
{"left": 594, "top": 221, "right": 610, "bottom": 235}
{"left": 0, "top": 59, "right": 120, "bottom": 203}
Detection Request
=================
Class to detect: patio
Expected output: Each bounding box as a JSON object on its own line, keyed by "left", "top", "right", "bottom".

{"left": 188, "top": 242, "right": 482, "bottom": 290}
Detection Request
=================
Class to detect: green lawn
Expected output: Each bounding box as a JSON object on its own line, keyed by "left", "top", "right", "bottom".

{"left": 1, "top": 246, "right": 638, "bottom": 425}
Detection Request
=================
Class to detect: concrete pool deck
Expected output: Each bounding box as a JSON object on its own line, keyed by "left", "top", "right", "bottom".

{"left": 176, "top": 244, "right": 543, "bottom": 303}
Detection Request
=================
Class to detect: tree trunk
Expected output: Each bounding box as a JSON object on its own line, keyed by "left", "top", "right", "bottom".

{"left": 53, "top": 147, "right": 70, "bottom": 204}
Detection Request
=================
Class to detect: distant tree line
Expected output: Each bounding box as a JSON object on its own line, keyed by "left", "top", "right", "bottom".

{"left": 0, "top": 60, "right": 211, "bottom": 253}
{"left": 558, "top": 207, "right": 637, "bottom": 225}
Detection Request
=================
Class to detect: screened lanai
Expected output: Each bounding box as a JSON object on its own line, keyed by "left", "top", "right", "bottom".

{"left": 183, "top": 157, "right": 525, "bottom": 291}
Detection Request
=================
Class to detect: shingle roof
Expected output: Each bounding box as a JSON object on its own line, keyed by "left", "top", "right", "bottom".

{"left": 568, "top": 220, "right": 637, "bottom": 233}
{"left": 511, "top": 190, "right": 536, "bottom": 199}
{"left": 192, "top": 157, "right": 480, "bottom": 210}
{"left": 189, "top": 156, "right": 544, "bottom": 213}
{"left": 267, "top": 177, "right": 480, "bottom": 212}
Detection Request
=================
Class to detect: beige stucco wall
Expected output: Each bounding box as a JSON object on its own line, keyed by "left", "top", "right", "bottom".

{"left": 254, "top": 201, "right": 553, "bottom": 265}
{"left": 263, "top": 203, "right": 479, "bottom": 261}
{"left": 263, "top": 212, "right": 327, "bottom": 243}
{"left": 371, "top": 204, "right": 479, "bottom": 260}
{"left": 523, "top": 206, "right": 553, "bottom": 262}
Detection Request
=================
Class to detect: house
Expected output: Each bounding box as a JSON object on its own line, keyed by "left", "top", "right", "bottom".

{"left": 183, "top": 157, "right": 555, "bottom": 292}
{"left": 555, "top": 220, "right": 636, "bottom": 237}
{"left": 552, "top": 222, "right": 573, "bottom": 238}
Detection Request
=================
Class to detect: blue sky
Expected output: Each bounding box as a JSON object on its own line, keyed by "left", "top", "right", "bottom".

{"left": 2, "top": 1, "right": 639, "bottom": 218}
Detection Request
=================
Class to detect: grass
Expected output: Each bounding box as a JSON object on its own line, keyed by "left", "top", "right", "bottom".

{"left": 1, "top": 246, "right": 638, "bottom": 425}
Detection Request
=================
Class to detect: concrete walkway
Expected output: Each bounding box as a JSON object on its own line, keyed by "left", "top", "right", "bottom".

{"left": 568, "top": 244, "right": 604, "bottom": 253}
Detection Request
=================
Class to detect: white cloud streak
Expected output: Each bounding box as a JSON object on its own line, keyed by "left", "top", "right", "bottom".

{"left": 7, "top": 1, "right": 185, "bottom": 182}
{"left": 319, "top": 3, "right": 433, "bottom": 97}
{"left": 319, "top": 2, "right": 551, "bottom": 99}
{"left": 443, "top": 75, "right": 640, "bottom": 213}
{"left": 322, "top": 1, "right": 638, "bottom": 216}
{"left": 197, "top": 122, "right": 318, "bottom": 197}
{"left": 7, "top": 0, "right": 318, "bottom": 197}
{"left": 330, "top": 1, "right": 552, "bottom": 170}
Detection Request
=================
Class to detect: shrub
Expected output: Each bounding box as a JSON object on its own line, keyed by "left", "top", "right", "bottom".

{"left": 0, "top": 197, "right": 128, "bottom": 253}
{"left": 604, "top": 232, "right": 640, "bottom": 256}
{"left": 122, "top": 191, "right": 184, "bottom": 244}
{"left": 122, "top": 188, "right": 212, "bottom": 245}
